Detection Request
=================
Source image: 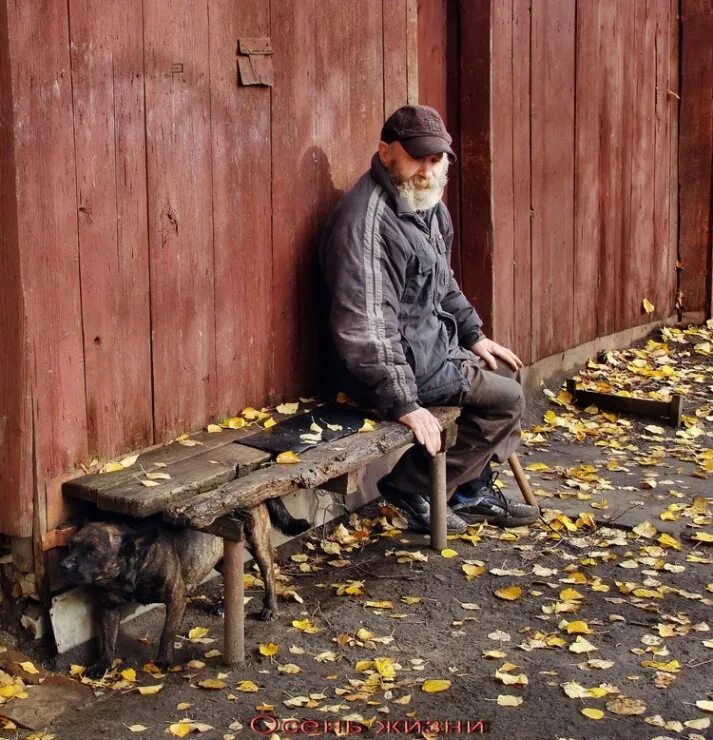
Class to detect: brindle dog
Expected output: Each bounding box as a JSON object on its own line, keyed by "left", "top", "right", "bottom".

{"left": 60, "top": 499, "right": 308, "bottom": 676}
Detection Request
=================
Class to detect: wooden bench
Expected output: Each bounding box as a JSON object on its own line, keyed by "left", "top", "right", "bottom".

{"left": 63, "top": 406, "right": 478, "bottom": 665}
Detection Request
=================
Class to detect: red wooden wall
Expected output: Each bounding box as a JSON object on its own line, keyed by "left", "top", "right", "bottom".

{"left": 422, "top": 0, "right": 680, "bottom": 365}
{"left": 678, "top": 0, "right": 713, "bottom": 317}
{"left": 0, "top": 0, "right": 418, "bottom": 538}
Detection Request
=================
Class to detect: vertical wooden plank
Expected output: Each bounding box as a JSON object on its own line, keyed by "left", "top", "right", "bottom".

{"left": 270, "top": 0, "right": 384, "bottom": 402}
{"left": 652, "top": 0, "right": 674, "bottom": 318}
{"left": 595, "top": 2, "right": 624, "bottom": 338}
{"left": 444, "top": 0, "right": 463, "bottom": 281}
{"left": 210, "top": 0, "right": 272, "bottom": 418}
{"left": 678, "top": 0, "right": 713, "bottom": 315}
{"left": 417, "top": 0, "right": 447, "bottom": 115}
{"left": 573, "top": 0, "right": 602, "bottom": 347}
{"left": 614, "top": 2, "right": 635, "bottom": 332}
{"left": 8, "top": 0, "right": 88, "bottom": 480}
{"left": 511, "top": 0, "right": 532, "bottom": 365}
{"left": 0, "top": 0, "right": 32, "bottom": 537}
{"left": 383, "top": 0, "right": 409, "bottom": 115}
{"left": 490, "top": 0, "right": 515, "bottom": 350}
{"left": 144, "top": 0, "right": 216, "bottom": 439}
{"left": 530, "top": 0, "right": 575, "bottom": 359}
{"left": 416, "top": 0, "right": 462, "bottom": 277}
{"left": 458, "top": 0, "right": 493, "bottom": 336}
{"left": 270, "top": 0, "right": 316, "bottom": 403}
{"left": 667, "top": 0, "right": 680, "bottom": 315}
{"left": 406, "top": 0, "right": 419, "bottom": 103}
{"left": 624, "top": 0, "right": 657, "bottom": 325}
{"left": 69, "top": 0, "right": 153, "bottom": 456}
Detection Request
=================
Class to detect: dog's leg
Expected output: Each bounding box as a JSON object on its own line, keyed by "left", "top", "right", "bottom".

{"left": 156, "top": 579, "right": 187, "bottom": 669}
{"left": 87, "top": 605, "right": 121, "bottom": 678}
{"left": 244, "top": 503, "right": 278, "bottom": 621}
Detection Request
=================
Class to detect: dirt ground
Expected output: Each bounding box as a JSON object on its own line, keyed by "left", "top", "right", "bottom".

{"left": 1, "top": 323, "right": 712, "bottom": 740}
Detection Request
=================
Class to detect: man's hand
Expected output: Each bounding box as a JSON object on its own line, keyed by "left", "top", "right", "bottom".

{"left": 471, "top": 337, "right": 523, "bottom": 372}
{"left": 398, "top": 407, "right": 443, "bottom": 456}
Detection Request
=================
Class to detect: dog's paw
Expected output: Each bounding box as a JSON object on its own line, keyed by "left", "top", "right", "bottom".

{"left": 154, "top": 657, "right": 171, "bottom": 672}
{"left": 259, "top": 606, "right": 277, "bottom": 622}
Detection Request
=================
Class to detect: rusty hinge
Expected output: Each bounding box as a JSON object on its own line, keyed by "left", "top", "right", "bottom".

{"left": 237, "top": 37, "right": 274, "bottom": 87}
{"left": 41, "top": 525, "right": 78, "bottom": 552}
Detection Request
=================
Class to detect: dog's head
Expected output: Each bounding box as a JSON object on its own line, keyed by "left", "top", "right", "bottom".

{"left": 60, "top": 522, "right": 131, "bottom": 586}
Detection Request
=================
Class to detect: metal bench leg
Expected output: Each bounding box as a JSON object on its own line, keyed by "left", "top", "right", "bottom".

{"left": 429, "top": 450, "right": 448, "bottom": 551}
{"left": 223, "top": 538, "right": 245, "bottom": 666}
{"left": 508, "top": 453, "right": 539, "bottom": 508}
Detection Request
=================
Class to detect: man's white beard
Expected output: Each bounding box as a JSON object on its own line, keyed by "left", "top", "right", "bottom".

{"left": 393, "top": 167, "right": 448, "bottom": 211}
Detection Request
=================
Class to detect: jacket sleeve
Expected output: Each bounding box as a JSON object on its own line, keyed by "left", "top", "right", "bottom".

{"left": 321, "top": 216, "right": 420, "bottom": 419}
{"left": 438, "top": 206, "right": 484, "bottom": 347}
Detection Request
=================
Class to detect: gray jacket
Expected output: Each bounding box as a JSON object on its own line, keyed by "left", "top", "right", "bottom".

{"left": 319, "top": 154, "right": 483, "bottom": 418}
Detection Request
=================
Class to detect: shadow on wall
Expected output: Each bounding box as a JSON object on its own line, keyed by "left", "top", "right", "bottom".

{"left": 290, "top": 146, "right": 343, "bottom": 398}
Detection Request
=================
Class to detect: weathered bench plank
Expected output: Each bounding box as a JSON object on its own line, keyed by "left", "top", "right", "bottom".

{"left": 65, "top": 444, "right": 270, "bottom": 517}
{"left": 63, "top": 426, "right": 269, "bottom": 502}
{"left": 163, "top": 407, "right": 461, "bottom": 529}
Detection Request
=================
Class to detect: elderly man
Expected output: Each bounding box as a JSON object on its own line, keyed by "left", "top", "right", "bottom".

{"left": 319, "top": 105, "right": 539, "bottom": 533}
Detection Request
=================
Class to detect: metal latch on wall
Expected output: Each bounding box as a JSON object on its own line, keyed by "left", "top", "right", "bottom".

{"left": 237, "top": 37, "right": 274, "bottom": 87}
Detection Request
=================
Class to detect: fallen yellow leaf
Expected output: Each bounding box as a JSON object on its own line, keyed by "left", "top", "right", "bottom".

{"left": 642, "top": 297, "right": 655, "bottom": 314}
{"left": 206, "top": 424, "right": 222, "bottom": 433}
{"left": 497, "top": 694, "right": 523, "bottom": 707}
{"left": 358, "top": 419, "right": 377, "bottom": 432}
{"left": 565, "top": 621, "right": 593, "bottom": 635}
{"left": 137, "top": 684, "right": 163, "bottom": 695}
{"left": 421, "top": 679, "right": 451, "bottom": 693}
{"left": 258, "top": 642, "right": 279, "bottom": 657}
{"left": 581, "top": 707, "right": 604, "bottom": 720}
{"left": 276, "top": 451, "right": 301, "bottom": 464}
{"left": 495, "top": 585, "right": 523, "bottom": 601}
{"left": 188, "top": 627, "right": 210, "bottom": 641}
{"left": 276, "top": 402, "right": 299, "bottom": 415}
{"left": 17, "top": 661, "right": 39, "bottom": 675}
{"left": 198, "top": 679, "right": 226, "bottom": 690}
{"left": 235, "top": 680, "right": 259, "bottom": 692}
{"left": 440, "top": 548, "right": 458, "bottom": 559}
{"left": 167, "top": 724, "right": 192, "bottom": 738}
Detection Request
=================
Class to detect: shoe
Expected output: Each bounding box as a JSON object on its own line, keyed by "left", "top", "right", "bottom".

{"left": 450, "top": 469, "right": 539, "bottom": 527}
{"left": 378, "top": 479, "right": 467, "bottom": 534}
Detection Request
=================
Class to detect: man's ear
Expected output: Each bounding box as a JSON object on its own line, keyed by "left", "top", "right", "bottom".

{"left": 377, "top": 141, "right": 391, "bottom": 165}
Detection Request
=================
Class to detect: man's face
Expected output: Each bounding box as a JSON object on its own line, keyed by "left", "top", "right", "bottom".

{"left": 378, "top": 141, "right": 448, "bottom": 210}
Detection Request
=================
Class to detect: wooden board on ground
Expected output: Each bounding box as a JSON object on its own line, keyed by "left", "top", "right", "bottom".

{"left": 163, "top": 407, "right": 461, "bottom": 529}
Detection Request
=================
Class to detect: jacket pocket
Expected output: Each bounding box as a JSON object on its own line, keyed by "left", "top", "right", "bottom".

{"left": 402, "top": 244, "right": 437, "bottom": 308}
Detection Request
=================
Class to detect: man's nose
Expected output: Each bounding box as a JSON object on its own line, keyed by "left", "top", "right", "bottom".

{"left": 418, "top": 161, "right": 436, "bottom": 179}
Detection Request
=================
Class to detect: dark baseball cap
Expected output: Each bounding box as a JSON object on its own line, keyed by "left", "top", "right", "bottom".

{"left": 380, "top": 104, "right": 456, "bottom": 162}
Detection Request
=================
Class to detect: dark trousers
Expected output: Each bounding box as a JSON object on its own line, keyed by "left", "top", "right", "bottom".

{"left": 383, "top": 358, "right": 524, "bottom": 498}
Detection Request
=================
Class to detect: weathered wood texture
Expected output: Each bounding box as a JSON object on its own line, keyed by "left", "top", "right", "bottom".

{"left": 457, "top": 0, "right": 493, "bottom": 334}
{"left": 0, "top": 1, "right": 417, "bottom": 538}
{"left": 458, "top": 0, "right": 680, "bottom": 364}
{"left": 163, "top": 407, "right": 461, "bottom": 529}
{"left": 69, "top": 443, "right": 270, "bottom": 518}
{"left": 0, "top": 0, "right": 31, "bottom": 537}
{"left": 417, "top": 0, "right": 462, "bottom": 277}
{"left": 678, "top": 0, "right": 713, "bottom": 315}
